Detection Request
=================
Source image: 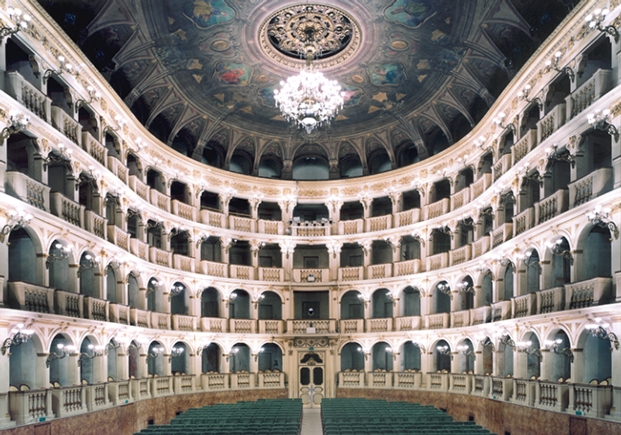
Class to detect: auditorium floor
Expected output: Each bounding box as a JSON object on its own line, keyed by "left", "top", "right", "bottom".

{"left": 301, "top": 408, "right": 323, "bottom": 435}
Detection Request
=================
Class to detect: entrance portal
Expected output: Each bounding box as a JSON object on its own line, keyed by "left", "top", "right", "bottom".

{"left": 299, "top": 351, "right": 324, "bottom": 408}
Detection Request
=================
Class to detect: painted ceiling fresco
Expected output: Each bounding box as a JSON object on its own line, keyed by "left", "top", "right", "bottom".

{"left": 38, "top": 0, "right": 572, "bottom": 161}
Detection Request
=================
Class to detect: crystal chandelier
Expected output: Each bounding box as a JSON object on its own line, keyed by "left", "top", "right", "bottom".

{"left": 273, "top": 28, "right": 345, "bottom": 134}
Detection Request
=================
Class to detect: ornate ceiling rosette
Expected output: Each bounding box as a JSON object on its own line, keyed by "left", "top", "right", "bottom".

{"left": 259, "top": 4, "right": 362, "bottom": 70}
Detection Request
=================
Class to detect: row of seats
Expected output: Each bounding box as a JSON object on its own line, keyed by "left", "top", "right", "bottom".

{"left": 322, "top": 398, "right": 497, "bottom": 435}
{"left": 135, "top": 399, "right": 302, "bottom": 435}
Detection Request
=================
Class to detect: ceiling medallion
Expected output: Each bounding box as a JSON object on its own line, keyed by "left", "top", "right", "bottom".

{"left": 269, "top": 4, "right": 357, "bottom": 134}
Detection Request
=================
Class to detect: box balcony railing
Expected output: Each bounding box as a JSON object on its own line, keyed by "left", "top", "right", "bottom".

{"left": 131, "top": 378, "right": 150, "bottom": 401}
{"left": 172, "top": 314, "right": 196, "bottom": 331}
{"left": 512, "top": 293, "right": 536, "bottom": 318}
{"left": 258, "top": 372, "right": 285, "bottom": 388}
{"left": 5, "top": 171, "right": 50, "bottom": 211}
{"left": 449, "top": 245, "right": 471, "bottom": 266}
{"left": 229, "top": 318, "right": 256, "bottom": 333}
{"left": 294, "top": 268, "right": 327, "bottom": 283}
{"left": 107, "top": 224, "right": 129, "bottom": 251}
{"left": 450, "top": 310, "right": 470, "bottom": 328}
{"left": 129, "top": 238, "right": 148, "bottom": 261}
{"left": 395, "top": 371, "right": 422, "bottom": 389}
{"left": 395, "top": 316, "right": 422, "bottom": 331}
{"left": 288, "top": 319, "right": 336, "bottom": 334}
{"left": 149, "top": 189, "right": 170, "bottom": 213}
{"left": 565, "top": 277, "right": 612, "bottom": 309}
{"left": 366, "top": 215, "right": 390, "bottom": 232}
{"left": 171, "top": 199, "right": 196, "bottom": 222}
{"left": 84, "top": 296, "right": 108, "bottom": 322}
{"left": 428, "top": 373, "right": 449, "bottom": 391}
{"left": 258, "top": 219, "right": 283, "bottom": 235}
{"left": 339, "top": 319, "right": 364, "bottom": 334}
{"left": 490, "top": 377, "right": 513, "bottom": 401}
{"left": 8, "top": 281, "right": 54, "bottom": 313}
{"left": 470, "top": 174, "right": 491, "bottom": 203}
{"left": 292, "top": 224, "right": 329, "bottom": 237}
{"left": 199, "top": 260, "right": 228, "bottom": 277}
{"left": 511, "top": 129, "right": 537, "bottom": 165}
{"left": 173, "top": 254, "right": 195, "bottom": 273}
{"left": 51, "top": 106, "right": 81, "bottom": 145}
{"left": 127, "top": 176, "right": 149, "bottom": 203}
{"left": 150, "top": 311, "right": 171, "bottom": 330}
{"left": 537, "top": 103, "right": 566, "bottom": 143}
{"left": 472, "top": 235, "right": 490, "bottom": 258}
{"left": 493, "top": 154, "right": 512, "bottom": 182}
{"left": 51, "top": 385, "right": 86, "bottom": 418}
{"left": 339, "top": 219, "right": 363, "bottom": 235}
{"left": 470, "top": 306, "right": 491, "bottom": 325}
{"left": 108, "top": 380, "right": 132, "bottom": 405}
{"left": 231, "top": 372, "right": 255, "bottom": 389}
{"left": 450, "top": 188, "right": 470, "bottom": 211}
{"left": 339, "top": 266, "right": 363, "bottom": 281}
{"left": 173, "top": 376, "right": 195, "bottom": 394}
{"left": 365, "top": 318, "right": 392, "bottom": 333}
{"left": 367, "top": 263, "right": 392, "bottom": 279}
{"left": 258, "top": 320, "right": 284, "bottom": 334}
{"left": 491, "top": 223, "right": 513, "bottom": 249}
{"left": 84, "top": 210, "right": 106, "bottom": 239}
{"left": 109, "top": 303, "right": 130, "bottom": 325}
{"left": 425, "top": 313, "right": 449, "bottom": 329}
{"left": 149, "top": 246, "right": 172, "bottom": 268}
{"left": 511, "top": 379, "right": 536, "bottom": 406}
{"left": 129, "top": 308, "right": 150, "bottom": 328}
{"left": 201, "top": 373, "right": 229, "bottom": 391}
{"left": 472, "top": 375, "right": 489, "bottom": 396}
{"left": 150, "top": 377, "right": 173, "bottom": 398}
{"left": 491, "top": 300, "right": 512, "bottom": 322}
{"left": 513, "top": 207, "right": 535, "bottom": 236}
{"left": 5, "top": 71, "right": 51, "bottom": 121}
{"left": 258, "top": 267, "right": 283, "bottom": 282}
{"left": 368, "top": 371, "right": 392, "bottom": 388}
{"left": 568, "top": 167, "right": 612, "bottom": 208}
{"left": 200, "top": 209, "right": 225, "bottom": 228}
{"left": 338, "top": 371, "right": 365, "bottom": 388}
{"left": 84, "top": 383, "right": 110, "bottom": 412}
{"left": 535, "top": 189, "right": 568, "bottom": 224}
{"left": 54, "top": 290, "right": 82, "bottom": 318}
{"left": 537, "top": 286, "right": 565, "bottom": 314}
{"left": 81, "top": 132, "right": 107, "bottom": 166}
{"left": 394, "top": 259, "right": 421, "bottom": 276}
{"left": 450, "top": 374, "right": 471, "bottom": 394}
{"left": 230, "top": 264, "right": 254, "bottom": 280}
{"left": 426, "top": 252, "right": 448, "bottom": 271}
{"left": 200, "top": 317, "right": 227, "bottom": 333}
{"left": 106, "top": 156, "right": 128, "bottom": 184}
{"left": 50, "top": 192, "right": 83, "bottom": 228}
{"left": 230, "top": 215, "right": 255, "bottom": 233}
{"left": 425, "top": 198, "right": 449, "bottom": 220}
{"left": 8, "top": 388, "right": 52, "bottom": 425}
{"left": 566, "top": 68, "right": 613, "bottom": 120}
{"left": 395, "top": 208, "right": 420, "bottom": 227}
{"left": 570, "top": 383, "right": 612, "bottom": 418}
{"left": 537, "top": 380, "right": 569, "bottom": 412}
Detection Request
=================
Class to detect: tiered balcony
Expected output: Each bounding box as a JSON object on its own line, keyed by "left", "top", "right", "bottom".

{"left": 50, "top": 192, "right": 83, "bottom": 227}
{"left": 535, "top": 189, "right": 568, "bottom": 224}
{"left": 200, "top": 317, "right": 227, "bottom": 333}
{"left": 450, "top": 310, "right": 470, "bottom": 328}
{"left": 292, "top": 223, "right": 329, "bottom": 237}
{"left": 51, "top": 106, "right": 81, "bottom": 145}
{"left": 513, "top": 207, "right": 535, "bottom": 236}
{"left": 425, "top": 198, "right": 449, "bottom": 220}
{"left": 450, "top": 188, "right": 470, "bottom": 211}
{"left": 258, "top": 320, "right": 284, "bottom": 334}
{"left": 230, "top": 215, "right": 254, "bottom": 233}
{"left": 493, "top": 154, "right": 512, "bottom": 182}
{"left": 511, "top": 378, "right": 536, "bottom": 406}
{"left": 570, "top": 383, "right": 612, "bottom": 418}
{"left": 537, "top": 103, "right": 566, "bottom": 143}
{"left": 512, "top": 293, "right": 536, "bottom": 318}
{"left": 472, "top": 236, "right": 490, "bottom": 258}
{"left": 229, "top": 319, "right": 256, "bottom": 333}
{"left": 287, "top": 319, "right": 336, "bottom": 334}
{"left": 257, "top": 372, "right": 285, "bottom": 388}
{"left": 394, "top": 208, "right": 420, "bottom": 227}
{"left": 338, "top": 371, "right": 365, "bottom": 388}
{"left": 150, "top": 189, "right": 170, "bottom": 213}
{"left": 568, "top": 167, "right": 612, "bottom": 208}
{"left": 449, "top": 245, "right": 471, "bottom": 266}
{"left": 5, "top": 71, "right": 51, "bottom": 122}
{"left": 173, "top": 254, "right": 195, "bottom": 273}
{"left": 366, "top": 215, "right": 390, "bottom": 232}
{"left": 258, "top": 267, "right": 283, "bottom": 282}
{"left": 229, "top": 264, "right": 255, "bottom": 281}
{"left": 339, "top": 219, "right": 363, "bottom": 235}
{"left": 565, "top": 277, "right": 612, "bottom": 309}
{"left": 367, "top": 371, "right": 392, "bottom": 388}
{"left": 394, "top": 371, "right": 422, "bottom": 389}
{"left": 54, "top": 290, "right": 82, "bottom": 317}
{"left": 109, "top": 303, "right": 129, "bottom": 325}
{"left": 429, "top": 373, "right": 449, "bottom": 391}
{"left": 51, "top": 385, "right": 87, "bottom": 418}
{"left": 470, "top": 306, "right": 491, "bottom": 325}
{"left": 511, "top": 129, "right": 537, "bottom": 165}
{"left": 9, "top": 388, "right": 52, "bottom": 425}
{"left": 426, "top": 252, "right": 448, "bottom": 271}
{"left": 394, "top": 316, "right": 422, "bottom": 331}
{"left": 84, "top": 210, "right": 106, "bottom": 239}
{"left": 107, "top": 225, "right": 129, "bottom": 251}
{"left": 491, "top": 223, "right": 513, "bottom": 249}
{"left": 425, "top": 313, "right": 449, "bottom": 329}
{"left": 257, "top": 219, "right": 283, "bottom": 235}
{"left": 565, "top": 69, "right": 613, "bottom": 120}
{"left": 367, "top": 263, "right": 392, "bottom": 279}
{"left": 536, "top": 380, "right": 569, "bottom": 412}
{"left": 491, "top": 300, "right": 512, "bottom": 322}
{"left": 81, "top": 132, "right": 107, "bottom": 166}
{"left": 150, "top": 312, "right": 171, "bottom": 330}
{"left": 149, "top": 246, "right": 172, "bottom": 268}
{"left": 5, "top": 171, "right": 50, "bottom": 211}
{"left": 471, "top": 173, "right": 492, "bottom": 201}
{"left": 293, "top": 268, "right": 329, "bottom": 283}
{"left": 450, "top": 374, "right": 472, "bottom": 394}
{"left": 84, "top": 296, "right": 108, "bottom": 321}
{"left": 130, "top": 308, "right": 150, "bottom": 328}
{"left": 172, "top": 314, "right": 196, "bottom": 331}
{"left": 491, "top": 377, "right": 513, "bottom": 401}
{"left": 200, "top": 209, "right": 225, "bottom": 228}
{"left": 130, "top": 238, "right": 148, "bottom": 261}
{"left": 172, "top": 200, "right": 196, "bottom": 222}
{"left": 338, "top": 266, "right": 363, "bottom": 281}
{"left": 107, "top": 156, "right": 128, "bottom": 184}
{"left": 339, "top": 319, "right": 364, "bottom": 334}
{"left": 537, "top": 286, "right": 565, "bottom": 314}
{"left": 8, "top": 281, "right": 54, "bottom": 313}
{"left": 199, "top": 260, "right": 228, "bottom": 277}
{"left": 394, "top": 259, "right": 421, "bottom": 276}
{"left": 365, "top": 318, "right": 392, "bottom": 333}
{"left": 128, "top": 175, "right": 149, "bottom": 201}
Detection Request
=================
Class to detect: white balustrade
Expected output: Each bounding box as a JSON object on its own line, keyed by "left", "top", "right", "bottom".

{"left": 339, "top": 219, "right": 363, "bottom": 235}
{"left": 537, "top": 103, "right": 566, "bottom": 143}
{"left": 5, "top": 71, "right": 51, "bottom": 121}
{"left": 565, "top": 277, "right": 612, "bottom": 310}
{"left": 339, "top": 319, "right": 364, "bottom": 334}
{"left": 5, "top": 171, "right": 50, "bottom": 211}
{"left": 395, "top": 208, "right": 420, "bottom": 227}
{"left": 200, "top": 209, "right": 226, "bottom": 228}
{"left": 8, "top": 281, "right": 54, "bottom": 313}
{"left": 449, "top": 245, "right": 471, "bottom": 266}
{"left": 568, "top": 167, "right": 612, "bottom": 208}
{"left": 395, "top": 316, "right": 422, "bottom": 331}
{"left": 199, "top": 260, "right": 228, "bottom": 277}
{"left": 200, "top": 317, "right": 227, "bottom": 333}
{"left": 535, "top": 189, "right": 568, "bottom": 224}
{"left": 366, "top": 215, "right": 390, "bottom": 232}
{"left": 537, "top": 286, "right": 565, "bottom": 314}
{"left": 365, "top": 318, "right": 392, "bottom": 333}
{"left": 450, "top": 188, "right": 470, "bottom": 211}
{"left": 50, "top": 192, "right": 83, "bottom": 227}
{"left": 425, "top": 198, "right": 449, "bottom": 220}
{"left": 513, "top": 207, "right": 535, "bottom": 236}
{"left": 367, "top": 263, "right": 392, "bottom": 279}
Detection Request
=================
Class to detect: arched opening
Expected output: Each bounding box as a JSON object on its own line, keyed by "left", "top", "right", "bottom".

{"left": 79, "top": 337, "right": 98, "bottom": 384}
{"left": 400, "top": 236, "right": 421, "bottom": 261}
{"left": 78, "top": 251, "right": 98, "bottom": 297}
{"left": 201, "top": 287, "right": 220, "bottom": 318}
{"left": 170, "top": 282, "right": 189, "bottom": 315}
{"left": 107, "top": 339, "right": 118, "bottom": 381}
{"left": 372, "top": 289, "right": 393, "bottom": 319}
{"left": 523, "top": 332, "right": 541, "bottom": 379}
{"left": 200, "top": 236, "right": 222, "bottom": 262}
{"left": 583, "top": 226, "right": 611, "bottom": 280}
{"left": 340, "top": 201, "right": 364, "bottom": 221}
{"left": 170, "top": 230, "right": 190, "bottom": 257}
{"left": 146, "top": 278, "right": 162, "bottom": 312}
{"left": 147, "top": 341, "right": 164, "bottom": 377}
{"left": 434, "top": 340, "right": 451, "bottom": 372}
{"left": 503, "top": 263, "right": 515, "bottom": 300}
{"left": 105, "top": 266, "right": 118, "bottom": 304}
{"left": 372, "top": 342, "right": 393, "bottom": 371}
{"left": 498, "top": 338, "right": 514, "bottom": 377}
{"left": 146, "top": 169, "right": 165, "bottom": 194}
{"left": 481, "top": 272, "right": 493, "bottom": 307}
{"left": 340, "top": 242, "right": 364, "bottom": 267}
{"left": 48, "top": 334, "right": 74, "bottom": 386}
{"left": 457, "top": 276, "right": 474, "bottom": 311}
{"left": 258, "top": 291, "right": 282, "bottom": 320}
{"left": 456, "top": 339, "right": 475, "bottom": 373}
{"left": 433, "top": 281, "right": 451, "bottom": 314}
{"left": 547, "top": 331, "right": 571, "bottom": 381}
{"left": 431, "top": 228, "right": 451, "bottom": 255}
{"left": 582, "top": 330, "right": 611, "bottom": 384}
{"left": 371, "top": 240, "right": 392, "bottom": 265}
{"left": 170, "top": 342, "right": 188, "bottom": 375}
{"left": 127, "top": 274, "right": 140, "bottom": 309}
{"left": 525, "top": 249, "right": 541, "bottom": 293}
{"left": 171, "top": 129, "right": 195, "bottom": 157}
{"left": 48, "top": 240, "right": 72, "bottom": 292}
{"left": 340, "top": 343, "right": 364, "bottom": 371}
{"left": 126, "top": 152, "right": 142, "bottom": 177}
{"left": 401, "top": 286, "right": 421, "bottom": 317}
{"left": 202, "top": 343, "right": 221, "bottom": 373}
{"left": 397, "top": 141, "right": 420, "bottom": 167}
{"left": 128, "top": 340, "right": 139, "bottom": 379}
{"left": 8, "top": 228, "right": 37, "bottom": 285}
{"left": 401, "top": 342, "right": 421, "bottom": 371}
{"left": 9, "top": 332, "right": 38, "bottom": 389}
{"left": 549, "top": 237, "right": 571, "bottom": 287}
{"left": 258, "top": 343, "right": 282, "bottom": 372}
{"left": 258, "top": 155, "right": 282, "bottom": 178}
{"left": 230, "top": 343, "right": 250, "bottom": 373}
{"left": 292, "top": 156, "right": 329, "bottom": 180}
{"left": 340, "top": 290, "right": 364, "bottom": 320}
{"left": 339, "top": 155, "right": 363, "bottom": 178}
{"left": 229, "top": 151, "right": 253, "bottom": 175}
{"left": 229, "top": 290, "right": 250, "bottom": 319}
{"left": 368, "top": 150, "right": 392, "bottom": 175}
{"left": 229, "top": 240, "right": 251, "bottom": 266}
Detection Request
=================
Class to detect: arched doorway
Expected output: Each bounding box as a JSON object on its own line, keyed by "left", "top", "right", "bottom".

{"left": 299, "top": 351, "right": 324, "bottom": 408}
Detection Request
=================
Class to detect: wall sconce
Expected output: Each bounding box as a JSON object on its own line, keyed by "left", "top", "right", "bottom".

{"left": 495, "top": 255, "right": 512, "bottom": 267}
{"left": 544, "top": 339, "right": 574, "bottom": 363}
{"left": 456, "top": 281, "right": 475, "bottom": 294}
{"left": 169, "top": 284, "right": 185, "bottom": 299}
{"left": 252, "top": 348, "right": 265, "bottom": 362}
{"left": 437, "top": 282, "right": 451, "bottom": 295}
{"left": 410, "top": 231, "right": 426, "bottom": 247}
{"left": 545, "top": 144, "right": 575, "bottom": 168}
{"left": 456, "top": 344, "right": 476, "bottom": 359}
{"left": 169, "top": 346, "right": 184, "bottom": 362}
{"left": 519, "top": 251, "right": 540, "bottom": 270}
{"left": 146, "top": 346, "right": 164, "bottom": 361}
{"left": 587, "top": 206, "right": 618, "bottom": 240}
{"left": 104, "top": 115, "right": 127, "bottom": 133}
{"left": 106, "top": 339, "right": 121, "bottom": 353}
{"left": 42, "top": 55, "right": 74, "bottom": 82}
{"left": 46, "top": 343, "right": 77, "bottom": 367}
{"left": 477, "top": 336, "right": 495, "bottom": 351}
{"left": 585, "top": 319, "right": 619, "bottom": 351}
{"left": 516, "top": 340, "right": 542, "bottom": 359}
{"left": 587, "top": 109, "right": 618, "bottom": 140}
{"left": 436, "top": 345, "right": 451, "bottom": 356}
{"left": 0, "top": 7, "right": 31, "bottom": 38}
{"left": 546, "top": 239, "right": 573, "bottom": 265}
{"left": 253, "top": 294, "right": 265, "bottom": 308}
{"left": 127, "top": 341, "right": 143, "bottom": 353}
{"left": 357, "top": 346, "right": 371, "bottom": 361}
{"left": 75, "top": 86, "right": 102, "bottom": 111}
{"left": 498, "top": 334, "right": 515, "bottom": 348}
{"left": 517, "top": 84, "right": 542, "bottom": 108}
{"left": 195, "top": 342, "right": 211, "bottom": 355}
{"left": 46, "top": 242, "right": 72, "bottom": 268}
{"left": 0, "top": 110, "right": 30, "bottom": 140}
{"left": 358, "top": 294, "right": 370, "bottom": 308}
{"left": 0, "top": 209, "right": 33, "bottom": 243}
{"left": 493, "top": 112, "right": 515, "bottom": 132}
{"left": 1, "top": 323, "right": 34, "bottom": 355}
{"left": 585, "top": 8, "right": 619, "bottom": 41}
{"left": 78, "top": 254, "right": 100, "bottom": 277}
{"left": 225, "top": 347, "right": 239, "bottom": 362}
{"left": 78, "top": 344, "right": 105, "bottom": 367}
{"left": 473, "top": 135, "right": 489, "bottom": 151}
{"left": 43, "top": 143, "right": 73, "bottom": 169}
{"left": 410, "top": 341, "right": 426, "bottom": 353}
{"left": 545, "top": 51, "right": 575, "bottom": 82}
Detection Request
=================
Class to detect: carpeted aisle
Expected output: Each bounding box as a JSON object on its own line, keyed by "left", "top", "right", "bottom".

{"left": 301, "top": 408, "right": 324, "bottom": 435}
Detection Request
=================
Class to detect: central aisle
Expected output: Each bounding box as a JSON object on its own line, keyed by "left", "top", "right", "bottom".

{"left": 301, "top": 408, "right": 324, "bottom": 435}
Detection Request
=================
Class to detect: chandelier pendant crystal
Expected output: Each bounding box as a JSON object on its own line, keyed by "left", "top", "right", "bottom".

{"left": 274, "top": 29, "right": 345, "bottom": 134}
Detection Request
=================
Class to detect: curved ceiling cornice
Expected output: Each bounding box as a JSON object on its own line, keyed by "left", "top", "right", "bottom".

{"left": 40, "top": 0, "right": 571, "bottom": 172}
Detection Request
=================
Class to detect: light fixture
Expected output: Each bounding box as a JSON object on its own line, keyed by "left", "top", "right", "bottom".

{"left": 104, "top": 115, "right": 127, "bottom": 133}
{"left": 1, "top": 323, "right": 34, "bottom": 355}
{"left": 456, "top": 344, "right": 476, "bottom": 359}
{"left": 546, "top": 239, "right": 573, "bottom": 265}
{"left": 78, "top": 344, "right": 105, "bottom": 366}
{"left": 0, "top": 7, "right": 31, "bottom": 39}
{"left": 437, "top": 345, "right": 451, "bottom": 355}
{"left": 516, "top": 340, "right": 542, "bottom": 358}
{"left": 473, "top": 135, "right": 490, "bottom": 151}
{"left": 43, "top": 143, "right": 73, "bottom": 169}
{"left": 587, "top": 206, "right": 619, "bottom": 240}
{"left": 42, "top": 55, "right": 74, "bottom": 82}
{"left": 169, "top": 346, "right": 184, "bottom": 362}
{"left": 587, "top": 109, "right": 618, "bottom": 139}
{"left": 493, "top": 112, "right": 515, "bottom": 132}
{"left": 0, "top": 209, "right": 33, "bottom": 243}
{"left": 273, "top": 27, "right": 345, "bottom": 134}
{"left": 78, "top": 254, "right": 100, "bottom": 276}
{"left": 544, "top": 339, "right": 574, "bottom": 362}
{"left": 146, "top": 346, "right": 164, "bottom": 361}
{"left": 0, "top": 110, "right": 30, "bottom": 140}
{"left": 545, "top": 143, "right": 575, "bottom": 167}
{"left": 456, "top": 281, "right": 475, "bottom": 294}
{"left": 46, "top": 242, "right": 72, "bottom": 268}
{"left": 225, "top": 347, "right": 239, "bottom": 362}
{"left": 585, "top": 319, "right": 620, "bottom": 351}
{"left": 517, "top": 84, "right": 541, "bottom": 108}
{"left": 46, "top": 343, "right": 77, "bottom": 367}
{"left": 519, "top": 250, "right": 540, "bottom": 270}
{"left": 499, "top": 334, "right": 515, "bottom": 348}
{"left": 585, "top": 8, "right": 619, "bottom": 41}
{"left": 437, "top": 282, "right": 451, "bottom": 295}
{"left": 357, "top": 293, "right": 370, "bottom": 308}
{"left": 410, "top": 341, "right": 426, "bottom": 353}
{"left": 196, "top": 342, "right": 212, "bottom": 355}
{"left": 169, "top": 284, "right": 185, "bottom": 298}
{"left": 252, "top": 294, "right": 265, "bottom": 308}
{"left": 545, "top": 51, "right": 575, "bottom": 82}
{"left": 75, "top": 86, "right": 102, "bottom": 111}
{"left": 477, "top": 336, "right": 495, "bottom": 351}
